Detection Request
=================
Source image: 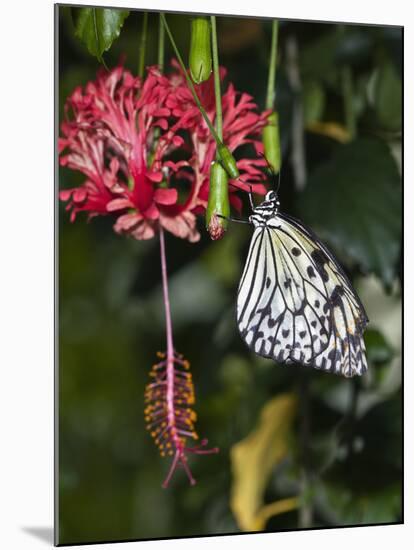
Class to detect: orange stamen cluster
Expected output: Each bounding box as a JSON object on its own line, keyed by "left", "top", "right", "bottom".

{"left": 144, "top": 351, "right": 199, "bottom": 457}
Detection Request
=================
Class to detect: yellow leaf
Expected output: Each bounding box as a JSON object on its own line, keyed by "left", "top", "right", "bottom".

{"left": 306, "top": 121, "right": 351, "bottom": 143}
{"left": 230, "top": 393, "right": 298, "bottom": 531}
{"left": 252, "top": 497, "right": 299, "bottom": 531}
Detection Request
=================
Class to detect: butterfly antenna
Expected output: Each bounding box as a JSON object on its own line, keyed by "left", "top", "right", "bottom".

{"left": 228, "top": 179, "right": 255, "bottom": 211}
{"left": 248, "top": 183, "right": 254, "bottom": 211}
{"left": 260, "top": 152, "right": 282, "bottom": 195}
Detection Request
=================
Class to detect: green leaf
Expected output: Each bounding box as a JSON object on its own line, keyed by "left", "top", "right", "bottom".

{"left": 303, "top": 79, "right": 325, "bottom": 125}
{"left": 334, "top": 29, "right": 373, "bottom": 66}
{"left": 318, "top": 481, "right": 401, "bottom": 525}
{"left": 71, "top": 7, "right": 129, "bottom": 63}
{"left": 364, "top": 328, "right": 394, "bottom": 365}
{"left": 297, "top": 138, "right": 401, "bottom": 286}
{"left": 219, "top": 354, "right": 252, "bottom": 395}
{"left": 372, "top": 60, "right": 402, "bottom": 132}
{"left": 300, "top": 29, "right": 342, "bottom": 86}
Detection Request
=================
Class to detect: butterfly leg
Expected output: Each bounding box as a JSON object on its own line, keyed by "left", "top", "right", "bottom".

{"left": 217, "top": 213, "right": 250, "bottom": 225}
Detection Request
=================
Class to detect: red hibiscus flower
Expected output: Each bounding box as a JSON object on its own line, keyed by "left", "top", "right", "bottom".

{"left": 59, "top": 63, "right": 270, "bottom": 241}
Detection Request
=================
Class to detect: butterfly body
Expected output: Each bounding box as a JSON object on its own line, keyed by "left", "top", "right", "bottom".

{"left": 237, "top": 191, "right": 368, "bottom": 377}
{"left": 248, "top": 190, "right": 281, "bottom": 226}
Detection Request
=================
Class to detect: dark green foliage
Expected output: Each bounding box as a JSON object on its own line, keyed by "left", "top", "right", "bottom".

{"left": 297, "top": 138, "right": 401, "bottom": 287}
{"left": 371, "top": 59, "right": 402, "bottom": 132}
{"left": 364, "top": 328, "right": 394, "bottom": 365}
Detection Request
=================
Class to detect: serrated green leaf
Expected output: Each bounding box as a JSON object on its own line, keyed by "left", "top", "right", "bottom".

{"left": 71, "top": 7, "right": 129, "bottom": 63}
{"left": 297, "top": 138, "right": 401, "bottom": 287}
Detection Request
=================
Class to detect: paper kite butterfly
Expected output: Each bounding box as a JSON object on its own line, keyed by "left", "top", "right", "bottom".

{"left": 237, "top": 188, "right": 369, "bottom": 378}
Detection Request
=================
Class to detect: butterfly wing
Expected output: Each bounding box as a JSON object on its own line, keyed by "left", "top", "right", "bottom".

{"left": 237, "top": 213, "right": 368, "bottom": 377}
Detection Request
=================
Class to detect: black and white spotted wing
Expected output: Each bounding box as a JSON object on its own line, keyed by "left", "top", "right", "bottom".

{"left": 237, "top": 192, "right": 368, "bottom": 377}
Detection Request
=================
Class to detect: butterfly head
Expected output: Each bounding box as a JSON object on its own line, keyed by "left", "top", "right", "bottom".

{"left": 249, "top": 190, "right": 280, "bottom": 226}
{"left": 264, "top": 190, "right": 280, "bottom": 204}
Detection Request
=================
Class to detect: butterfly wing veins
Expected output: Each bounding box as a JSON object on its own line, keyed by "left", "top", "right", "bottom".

{"left": 237, "top": 209, "right": 369, "bottom": 377}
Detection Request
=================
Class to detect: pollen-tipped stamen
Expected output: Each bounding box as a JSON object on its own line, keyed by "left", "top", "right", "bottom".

{"left": 144, "top": 349, "right": 217, "bottom": 483}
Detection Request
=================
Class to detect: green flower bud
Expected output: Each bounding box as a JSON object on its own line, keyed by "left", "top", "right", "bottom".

{"left": 217, "top": 143, "right": 240, "bottom": 179}
{"left": 189, "top": 17, "right": 212, "bottom": 84}
{"left": 263, "top": 111, "right": 281, "bottom": 172}
{"left": 206, "top": 161, "right": 230, "bottom": 240}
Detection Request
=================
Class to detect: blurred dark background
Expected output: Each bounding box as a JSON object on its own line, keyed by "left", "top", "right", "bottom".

{"left": 58, "top": 7, "right": 402, "bottom": 545}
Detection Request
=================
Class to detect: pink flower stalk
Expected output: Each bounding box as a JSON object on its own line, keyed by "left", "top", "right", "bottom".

{"left": 145, "top": 228, "right": 218, "bottom": 488}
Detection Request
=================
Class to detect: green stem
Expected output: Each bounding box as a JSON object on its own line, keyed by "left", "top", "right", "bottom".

{"left": 338, "top": 24, "right": 356, "bottom": 140}
{"left": 207, "top": 16, "right": 229, "bottom": 237}
{"left": 298, "top": 374, "right": 313, "bottom": 528}
{"left": 266, "top": 20, "right": 279, "bottom": 110}
{"left": 211, "top": 16, "right": 223, "bottom": 143}
{"left": 149, "top": 13, "right": 166, "bottom": 168}
{"left": 138, "top": 12, "right": 148, "bottom": 79}
{"left": 158, "top": 13, "right": 165, "bottom": 73}
{"left": 341, "top": 65, "right": 356, "bottom": 139}
{"left": 162, "top": 13, "right": 239, "bottom": 179}
{"left": 161, "top": 13, "right": 221, "bottom": 145}
{"left": 286, "top": 34, "right": 306, "bottom": 190}
{"left": 263, "top": 19, "right": 281, "bottom": 172}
